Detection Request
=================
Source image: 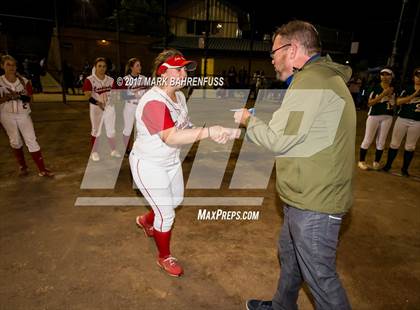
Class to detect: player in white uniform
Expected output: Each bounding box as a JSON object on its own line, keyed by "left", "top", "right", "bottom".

{"left": 383, "top": 67, "right": 420, "bottom": 176}
{"left": 83, "top": 57, "right": 121, "bottom": 161}
{"left": 358, "top": 68, "right": 396, "bottom": 170}
{"left": 0, "top": 55, "right": 53, "bottom": 177}
{"left": 129, "top": 49, "right": 239, "bottom": 277}
{"left": 119, "top": 58, "right": 148, "bottom": 155}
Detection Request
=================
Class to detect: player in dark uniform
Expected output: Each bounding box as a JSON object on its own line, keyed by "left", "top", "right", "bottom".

{"left": 358, "top": 68, "right": 396, "bottom": 170}
{"left": 382, "top": 68, "right": 420, "bottom": 176}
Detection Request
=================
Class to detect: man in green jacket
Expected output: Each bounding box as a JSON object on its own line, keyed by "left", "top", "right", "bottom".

{"left": 235, "top": 20, "right": 355, "bottom": 310}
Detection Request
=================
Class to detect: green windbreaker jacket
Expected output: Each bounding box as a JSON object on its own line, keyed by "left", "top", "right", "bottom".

{"left": 246, "top": 55, "right": 356, "bottom": 214}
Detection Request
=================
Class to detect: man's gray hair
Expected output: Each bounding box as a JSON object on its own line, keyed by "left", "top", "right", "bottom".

{"left": 273, "top": 20, "right": 321, "bottom": 55}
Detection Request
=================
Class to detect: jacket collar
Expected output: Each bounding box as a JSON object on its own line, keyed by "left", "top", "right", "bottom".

{"left": 286, "top": 53, "right": 322, "bottom": 87}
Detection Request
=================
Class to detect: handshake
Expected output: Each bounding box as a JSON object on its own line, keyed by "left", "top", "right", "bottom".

{"left": 207, "top": 126, "right": 241, "bottom": 144}
{"left": 204, "top": 107, "right": 255, "bottom": 144}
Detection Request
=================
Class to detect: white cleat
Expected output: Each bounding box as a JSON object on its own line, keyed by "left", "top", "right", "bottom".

{"left": 110, "top": 150, "right": 122, "bottom": 158}
{"left": 358, "top": 161, "right": 369, "bottom": 170}
{"left": 91, "top": 152, "right": 100, "bottom": 162}
{"left": 372, "top": 161, "right": 381, "bottom": 170}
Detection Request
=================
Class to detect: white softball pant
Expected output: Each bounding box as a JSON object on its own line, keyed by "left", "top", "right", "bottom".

{"left": 0, "top": 112, "right": 40, "bottom": 152}
{"left": 129, "top": 155, "right": 184, "bottom": 232}
{"left": 361, "top": 115, "right": 393, "bottom": 150}
{"left": 123, "top": 102, "right": 137, "bottom": 137}
{"left": 390, "top": 117, "right": 420, "bottom": 151}
{"left": 90, "top": 104, "right": 116, "bottom": 138}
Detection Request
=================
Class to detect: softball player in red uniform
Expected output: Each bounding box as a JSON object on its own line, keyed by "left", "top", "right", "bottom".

{"left": 130, "top": 49, "right": 239, "bottom": 277}
{"left": 0, "top": 55, "right": 53, "bottom": 177}
{"left": 83, "top": 58, "right": 121, "bottom": 161}
{"left": 383, "top": 68, "right": 420, "bottom": 176}
{"left": 120, "top": 58, "right": 148, "bottom": 154}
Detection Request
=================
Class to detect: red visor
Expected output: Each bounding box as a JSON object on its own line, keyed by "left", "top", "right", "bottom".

{"left": 157, "top": 55, "right": 197, "bottom": 75}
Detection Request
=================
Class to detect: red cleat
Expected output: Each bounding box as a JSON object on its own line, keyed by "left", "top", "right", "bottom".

{"left": 136, "top": 215, "right": 154, "bottom": 237}
{"left": 157, "top": 256, "right": 183, "bottom": 277}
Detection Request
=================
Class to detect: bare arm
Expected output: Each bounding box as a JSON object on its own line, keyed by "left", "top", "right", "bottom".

{"left": 0, "top": 89, "right": 20, "bottom": 104}
{"left": 0, "top": 93, "right": 16, "bottom": 104}
{"left": 396, "top": 89, "right": 420, "bottom": 105}
{"left": 368, "top": 87, "right": 394, "bottom": 107}
{"left": 159, "top": 125, "right": 239, "bottom": 146}
{"left": 83, "top": 90, "right": 92, "bottom": 98}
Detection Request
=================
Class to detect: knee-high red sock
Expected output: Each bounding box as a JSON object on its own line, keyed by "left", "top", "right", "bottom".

{"left": 145, "top": 210, "right": 155, "bottom": 225}
{"left": 12, "top": 147, "right": 27, "bottom": 169}
{"left": 153, "top": 230, "right": 171, "bottom": 259}
{"left": 30, "top": 150, "right": 46, "bottom": 172}
{"left": 123, "top": 134, "right": 130, "bottom": 147}
{"left": 90, "top": 135, "right": 99, "bottom": 152}
{"left": 108, "top": 137, "right": 116, "bottom": 151}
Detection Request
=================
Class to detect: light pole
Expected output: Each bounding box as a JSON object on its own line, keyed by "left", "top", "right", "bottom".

{"left": 114, "top": 0, "right": 121, "bottom": 75}
{"left": 163, "top": 0, "right": 168, "bottom": 49}
{"left": 401, "top": 0, "right": 420, "bottom": 83}
{"left": 388, "top": 0, "right": 409, "bottom": 67}
{"left": 203, "top": 0, "right": 210, "bottom": 78}
{"left": 54, "top": 0, "right": 67, "bottom": 104}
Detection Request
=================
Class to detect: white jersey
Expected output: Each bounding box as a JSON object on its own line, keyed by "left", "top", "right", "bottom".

{"left": 132, "top": 86, "right": 192, "bottom": 163}
{"left": 0, "top": 75, "right": 32, "bottom": 114}
{"left": 83, "top": 74, "right": 114, "bottom": 106}
{"left": 120, "top": 74, "right": 148, "bottom": 102}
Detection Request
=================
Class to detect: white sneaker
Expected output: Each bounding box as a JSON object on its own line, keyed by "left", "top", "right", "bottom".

{"left": 358, "top": 161, "right": 369, "bottom": 170}
{"left": 372, "top": 161, "right": 381, "bottom": 170}
{"left": 110, "top": 150, "right": 122, "bottom": 158}
{"left": 91, "top": 152, "right": 100, "bottom": 162}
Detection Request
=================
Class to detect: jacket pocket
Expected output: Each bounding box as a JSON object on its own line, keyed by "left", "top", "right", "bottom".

{"left": 276, "top": 159, "right": 302, "bottom": 194}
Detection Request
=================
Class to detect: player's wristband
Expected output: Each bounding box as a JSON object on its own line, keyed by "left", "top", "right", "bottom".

{"left": 19, "top": 95, "right": 31, "bottom": 103}
{"left": 89, "top": 97, "right": 98, "bottom": 105}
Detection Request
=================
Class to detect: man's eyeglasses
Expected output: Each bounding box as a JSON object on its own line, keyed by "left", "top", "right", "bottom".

{"left": 270, "top": 43, "right": 291, "bottom": 59}
{"left": 414, "top": 71, "right": 420, "bottom": 77}
{"left": 380, "top": 72, "right": 391, "bottom": 76}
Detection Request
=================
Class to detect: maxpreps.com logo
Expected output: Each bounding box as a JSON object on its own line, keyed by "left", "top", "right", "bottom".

{"left": 75, "top": 88, "right": 343, "bottom": 208}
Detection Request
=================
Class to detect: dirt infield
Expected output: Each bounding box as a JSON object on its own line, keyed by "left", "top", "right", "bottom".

{"left": 1, "top": 99, "right": 419, "bottom": 309}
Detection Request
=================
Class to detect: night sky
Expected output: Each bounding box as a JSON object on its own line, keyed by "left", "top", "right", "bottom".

{"left": 1, "top": 0, "right": 419, "bottom": 67}
{"left": 229, "top": 0, "right": 419, "bottom": 66}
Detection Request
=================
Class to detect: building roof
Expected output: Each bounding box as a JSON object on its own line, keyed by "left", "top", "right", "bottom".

{"left": 153, "top": 36, "right": 271, "bottom": 53}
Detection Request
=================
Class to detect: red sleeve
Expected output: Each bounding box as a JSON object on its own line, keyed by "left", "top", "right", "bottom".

{"left": 25, "top": 81, "right": 33, "bottom": 96}
{"left": 83, "top": 79, "right": 92, "bottom": 92}
{"left": 141, "top": 100, "right": 175, "bottom": 135}
{"left": 121, "top": 78, "right": 128, "bottom": 90}
{"left": 111, "top": 79, "right": 128, "bottom": 90}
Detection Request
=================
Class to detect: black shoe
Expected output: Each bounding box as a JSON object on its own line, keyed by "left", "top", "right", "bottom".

{"left": 401, "top": 169, "right": 410, "bottom": 177}
{"left": 246, "top": 299, "right": 273, "bottom": 310}
{"left": 382, "top": 165, "right": 391, "bottom": 172}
